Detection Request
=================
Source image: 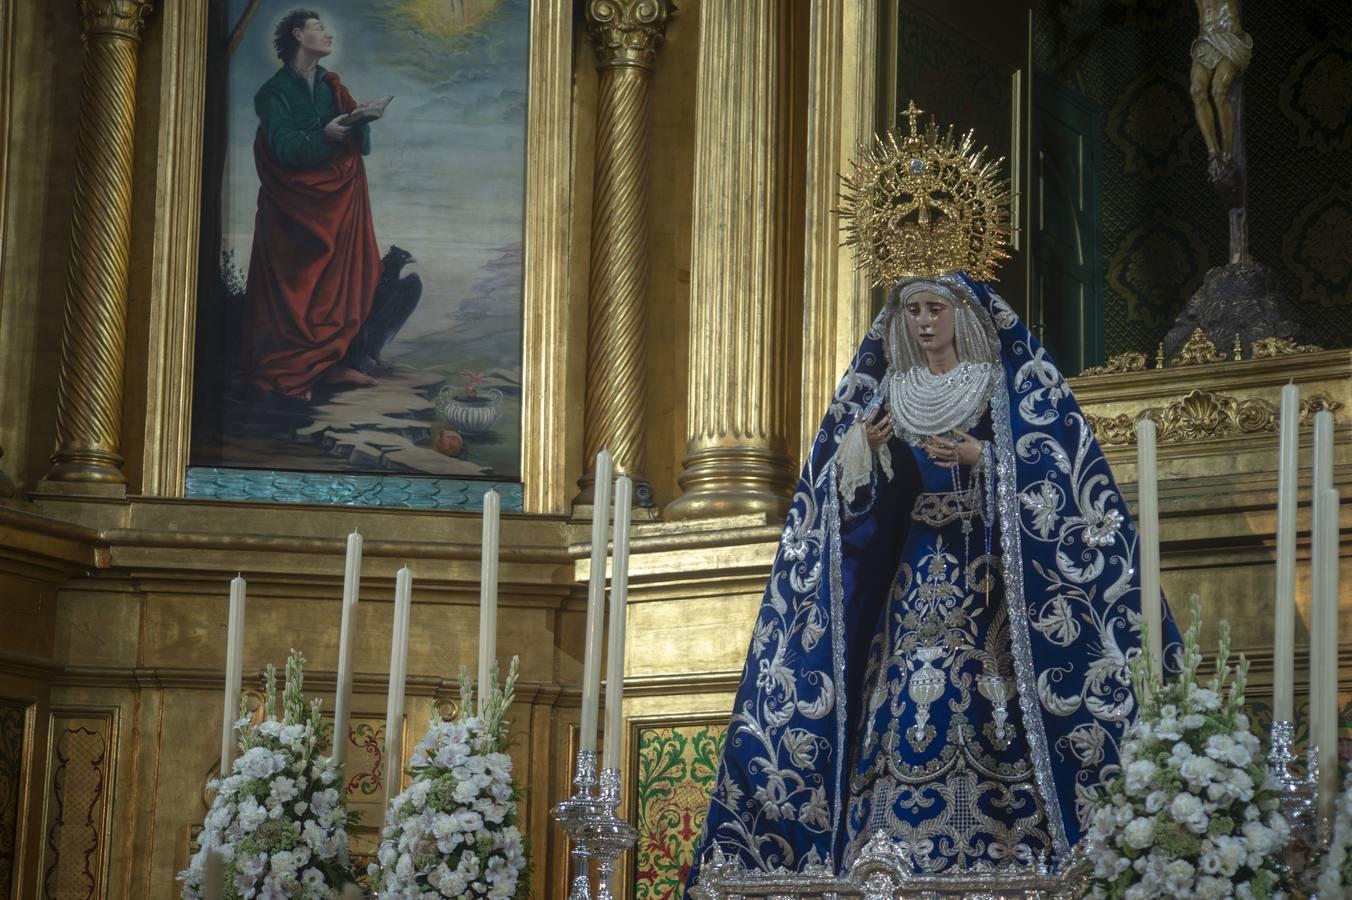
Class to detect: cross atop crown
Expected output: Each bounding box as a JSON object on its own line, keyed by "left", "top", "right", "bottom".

{"left": 901, "top": 100, "right": 925, "bottom": 136}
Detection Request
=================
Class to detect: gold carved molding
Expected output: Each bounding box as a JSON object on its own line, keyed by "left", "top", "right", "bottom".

{"left": 585, "top": 0, "right": 676, "bottom": 70}
{"left": 1086, "top": 389, "right": 1344, "bottom": 447}
{"left": 1253, "top": 336, "right": 1323, "bottom": 358}
{"left": 1079, "top": 351, "right": 1147, "bottom": 378}
{"left": 1079, "top": 333, "right": 1326, "bottom": 379}
{"left": 520, "top": 0, "right": 579, "bottom": 513}
{"left": 1172, "top": 328, "right": 1228, "bottom": 367}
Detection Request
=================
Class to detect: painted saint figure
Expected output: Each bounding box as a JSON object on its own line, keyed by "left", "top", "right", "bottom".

{"left": 1189, "top": 0, "right": 1252, "bottom": 183}
{"left": 239, "top": 9, "right": 385, "bottom": 401}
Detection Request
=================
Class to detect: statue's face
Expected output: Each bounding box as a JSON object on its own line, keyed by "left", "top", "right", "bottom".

{"left": 903, "top": 290, "right": 955, "bottom": 356}
{"left": 294, "top": 18, "right": 334, "bottom": 57}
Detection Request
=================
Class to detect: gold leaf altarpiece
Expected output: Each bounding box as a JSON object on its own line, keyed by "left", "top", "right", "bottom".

{"left": 0, "top": 1, "right": 1349, "bottom": 898}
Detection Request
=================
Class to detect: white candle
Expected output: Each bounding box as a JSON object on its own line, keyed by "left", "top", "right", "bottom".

{"left": 332, "top": 530, "right": 362, "bottom": 768}
{"left": 203, "top": 848, "right": 225, "bottom": 900}
{"left": 1135, "top": 419, "right": 1163, "bottom": 679}
{"left": 1314, "top": 485, "right": 1340, "bottom": 823}
{"left": 603, "top": 475, "right": 633, "bottom": 772}
{"left": 1312, "top": 410, "right": 1337, "bottom": 821}
{"left": 1273, "top": 385, "right": 1299, "bottom": 724}
{"left": 221, "top": 575, "right": 246, "bottom": 775}
{"left": 1315, "top": 411, "right": 1335, "bottom": 551}
{"left": 478, "top": 490, "right": 501, "bottom": 715}
{"left": 383, "top": 567, "right": 413, "bottom": 808}
{"left": 580, "top": 450, "right": 613, "bottom": 756}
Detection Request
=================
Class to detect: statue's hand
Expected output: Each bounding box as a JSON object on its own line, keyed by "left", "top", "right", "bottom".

{"left": 930, "top": 429, "right": 984, "bottom": 469}
{"left": 864, "top": 408, "right": 892, "bottom": 450}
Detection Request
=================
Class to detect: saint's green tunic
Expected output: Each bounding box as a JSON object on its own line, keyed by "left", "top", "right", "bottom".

{"left": 253, "top": 65, "right": 370, "bottom": 171}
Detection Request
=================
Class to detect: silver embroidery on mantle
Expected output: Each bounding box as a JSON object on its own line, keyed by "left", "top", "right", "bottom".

{"left": 827, "top": 465, "right": 848, "bottom": 843}
{"left": 989, "top": 363, "right": 1071, "bottom": 859}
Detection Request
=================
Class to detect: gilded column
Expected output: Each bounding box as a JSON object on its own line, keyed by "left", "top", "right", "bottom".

{"left": 45, "top": 0, "right": 153, "bottom": 486}
{"left": 576, "top": 0, "right": 675, "bottom": 511}
{"left": 665, "top": 1, "right": 799, "bottom": 521}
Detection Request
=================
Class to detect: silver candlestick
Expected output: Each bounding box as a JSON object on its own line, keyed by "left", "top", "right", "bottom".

{"left": 1268, "top": 719, "right": 1325, "bottom": 894}
{"left": 577, "top": 766, "right": 639, "bottom": 900}
{"left": 552, "top": 750, "right": 607, "bottom": 900}
{"left": 1268, "top": 721, "right": 1318, "bottom": 846}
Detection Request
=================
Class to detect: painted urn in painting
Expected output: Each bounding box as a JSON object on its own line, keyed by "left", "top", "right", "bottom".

{"left": 437, "top": 371, "right": 502, "bottom": 435}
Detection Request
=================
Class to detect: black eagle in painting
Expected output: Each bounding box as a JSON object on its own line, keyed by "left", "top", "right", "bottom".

{"left": 346, "top": 244, "right": 423, "bottom": 374}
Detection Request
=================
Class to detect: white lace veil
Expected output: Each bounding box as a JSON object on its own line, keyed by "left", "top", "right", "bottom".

{"left": 885, "top": 278, "right": 998, "bottom": 373}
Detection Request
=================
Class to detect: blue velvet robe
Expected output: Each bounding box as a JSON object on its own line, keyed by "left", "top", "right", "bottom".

{"left": 688, "top": 274, "right": 1179, "bottom": 886}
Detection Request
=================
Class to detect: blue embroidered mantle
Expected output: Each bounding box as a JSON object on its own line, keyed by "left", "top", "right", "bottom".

{"left": 689, "top": 274, "right": 1180, "bottom": 884}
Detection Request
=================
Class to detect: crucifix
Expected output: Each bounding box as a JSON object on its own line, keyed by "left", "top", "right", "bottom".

{"left": 1189, "top": 0, "right": 1253, "bottom": 261}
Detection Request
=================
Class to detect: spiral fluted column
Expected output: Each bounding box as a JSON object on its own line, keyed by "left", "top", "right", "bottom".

{"left": 45, "top": 0, "right": 153, "bottom": 487}
{"left": 664, "top": 1, "right": 799, "bottom": 521}
{"left": 575, "top": 0, "right": 675, "bottom": 511}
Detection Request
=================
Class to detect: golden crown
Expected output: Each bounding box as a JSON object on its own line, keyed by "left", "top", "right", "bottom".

{"left": 839, "top": 101, "right": 1011, "bottom": 285}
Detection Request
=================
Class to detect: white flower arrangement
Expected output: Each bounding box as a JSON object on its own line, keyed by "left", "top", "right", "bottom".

{"left": 1317, "top": 776, "right": 1352, "bottom": 894}
{"left": 180, "top": 650, "right": 358, "bottom": 900}
{"left": 369, "top": 657, "right": 527, "bottom": 899}
{"left": 1084, "top": 597, "right": 1290, "bottom": 900}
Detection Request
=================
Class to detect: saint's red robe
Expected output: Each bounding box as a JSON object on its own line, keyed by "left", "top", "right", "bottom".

{"left": 240, "top": 71, "right": 381, "bottom": 399}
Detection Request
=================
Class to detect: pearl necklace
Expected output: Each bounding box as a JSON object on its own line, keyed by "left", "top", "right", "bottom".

{"left": 888, "top": 360, "right": 995, "bottom": 446}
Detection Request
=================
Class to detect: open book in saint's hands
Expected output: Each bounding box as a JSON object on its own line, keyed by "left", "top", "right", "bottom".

{"left": 337, "top": 95, "right": 393, "bottom": 127}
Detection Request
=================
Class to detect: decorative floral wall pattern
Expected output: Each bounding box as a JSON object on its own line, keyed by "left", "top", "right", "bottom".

{"left": 632, "top": 723, "right": 726, "bottom": 899}
{"left": 1035, "top": 0, "right": 1352, "bottom": 356}
{"left": 0, "top": 702, "right": 27, "bottom": 897}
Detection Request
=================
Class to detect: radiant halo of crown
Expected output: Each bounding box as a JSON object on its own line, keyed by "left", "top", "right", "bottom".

{"left": 839, "top": 101, "right": 1011, "bottom": 285}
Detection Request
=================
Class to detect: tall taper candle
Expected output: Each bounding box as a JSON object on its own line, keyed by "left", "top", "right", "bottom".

{"left": 1315, "top": 411, "right": 1335, "bottom": 550}
{"left": 221, "top": 576, "right": 246, "bottom": 774}
{"left": 1312, "top": 409, "right": 1334, "bottom": 815}
{"left": 1314, "top": 486, "right": 1340, "bottom": 823}
{"left": 603, "top": 475, "right": 633, "bottom": 772}
{"left": 332, "top": 530, "right": 363, "bottom": 768}
{"left": 383, "top": 567, "right": 413, "bottom": 808}
{"left": 478, "top": 490, "right": 501, "bottom": 715}
{"left": 1136, "top": 419, "right": 1163, "bottom": 678}
{"left": 1273, "top": 385, "right": 1300, "bottom": 724}
{"left": 580, "top": 450, "right": 614, "bottom": 756}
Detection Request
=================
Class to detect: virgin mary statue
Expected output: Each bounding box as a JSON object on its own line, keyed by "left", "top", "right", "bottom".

{"left": 688, "top": 110, "right": 1178, "bottom": 889}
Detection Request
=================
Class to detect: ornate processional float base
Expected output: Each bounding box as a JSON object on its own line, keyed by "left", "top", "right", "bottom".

{"left": 688, "top": 834, "right": 1091, "bottom": 899}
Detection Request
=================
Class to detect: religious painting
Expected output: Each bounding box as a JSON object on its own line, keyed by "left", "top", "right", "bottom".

{"left": 188, "top": 0, "right": 528, "bottom": 491}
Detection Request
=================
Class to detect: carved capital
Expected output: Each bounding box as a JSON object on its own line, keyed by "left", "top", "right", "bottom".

{"left": 77, "top": 0, "right": 153, "bottom": 41}
{"left": 585, "top": 0, "right": 675, "bottom": 70}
